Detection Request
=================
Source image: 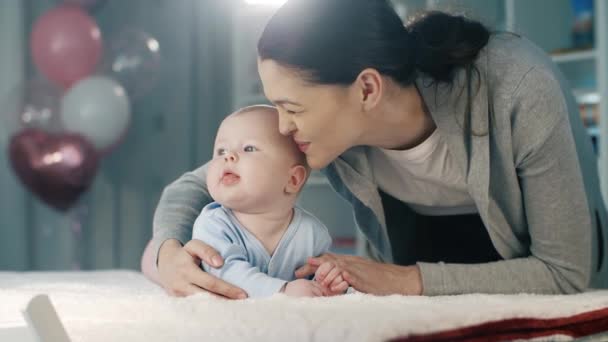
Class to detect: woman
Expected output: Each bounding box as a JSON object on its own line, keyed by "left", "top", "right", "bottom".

{"left": 142, "top": 0, "right": 608, "bottom": 297}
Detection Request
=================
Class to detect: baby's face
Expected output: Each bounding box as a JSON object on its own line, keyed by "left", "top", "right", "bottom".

{"left": 207, "top": 109, "right": 304, "bottom": 211}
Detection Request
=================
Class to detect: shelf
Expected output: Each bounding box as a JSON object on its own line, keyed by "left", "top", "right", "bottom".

{"left": 551, "top": 49, "right": 597, "bottom": 64}
{"left": 573, "top": 89, "right": 600, "bottom": 105}
{"left": 588, "top": 126, "right": 600, "bottom": 137}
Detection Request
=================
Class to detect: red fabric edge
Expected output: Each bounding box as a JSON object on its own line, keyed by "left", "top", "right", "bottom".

{"left": 391, "top": 306, "right": 608, "bottom": 342}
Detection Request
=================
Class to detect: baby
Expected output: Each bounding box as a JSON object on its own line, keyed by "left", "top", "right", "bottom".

{"left": 192, "top": 105, "right": 348, "bottom": 298}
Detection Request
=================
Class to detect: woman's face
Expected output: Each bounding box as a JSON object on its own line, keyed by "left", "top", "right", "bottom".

{"left": 258, "top": 59, "right": 364, "bottom": 169}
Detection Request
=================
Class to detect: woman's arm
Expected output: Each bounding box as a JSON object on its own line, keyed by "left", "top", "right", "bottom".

{"left": 151, "top": 163, "right": 211, "bottom": 264}
{"left": 145, "top": 162, "right": 248, "bottom": 298}
{"left": 301, "top": 69, "right": 592, "bottom": 296}
{"left": 418, "top": 69, "right": 591, "bottom": 295}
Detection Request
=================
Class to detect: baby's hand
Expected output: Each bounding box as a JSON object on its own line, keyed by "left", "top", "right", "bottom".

{"left": 282, "top": 279, "right": 325, "bottom": 297}
{"left": 314, "top": 261, "right": 349, "bottom": 296}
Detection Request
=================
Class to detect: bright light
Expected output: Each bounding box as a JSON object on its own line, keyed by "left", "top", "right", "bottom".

{"left": 147, "top": 38, "right": 160, "bottom": 53}
{"left": 244, "top": 0, "right": 287, "bottom": 6}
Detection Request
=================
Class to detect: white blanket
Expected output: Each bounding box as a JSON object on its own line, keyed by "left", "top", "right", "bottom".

{"left": 1, "top": 271, "right": 608, "bottom": 341}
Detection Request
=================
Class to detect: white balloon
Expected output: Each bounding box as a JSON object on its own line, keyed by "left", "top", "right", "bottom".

{"left": 61, "top": 76, "right": 130, "bottom": 151}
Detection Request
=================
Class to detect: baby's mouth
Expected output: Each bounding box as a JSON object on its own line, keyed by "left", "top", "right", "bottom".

{"left": 221, "top": 171, "right": 240, "bottom": 185}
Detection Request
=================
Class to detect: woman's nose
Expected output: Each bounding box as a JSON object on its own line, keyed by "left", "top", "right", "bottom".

{"left": 223, "top": 151, "right": 238, "bottom": 162}
{"left": 278, "top": 112, "right": 296, "bottom": 136}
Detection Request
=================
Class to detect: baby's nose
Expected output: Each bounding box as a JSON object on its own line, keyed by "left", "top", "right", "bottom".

{"left": 224, "top": 151, "right": 238, "bottom": 162}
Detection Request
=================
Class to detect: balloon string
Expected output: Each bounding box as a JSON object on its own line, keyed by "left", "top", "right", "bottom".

{"left": 69, "top": 202, "right": 87, "bottom": 270}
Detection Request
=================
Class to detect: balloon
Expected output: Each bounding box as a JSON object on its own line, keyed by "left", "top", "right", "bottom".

{"left": 30, "top": 6, "right": 102, "bottom": 89}
{"left": 62, "top": 0, "right": 107, "bottom": 11}
{"left": 8, "top": 128, "right": 99, "bottom": 212}
{"left": 60, "top": 76, "right": 131, "bottom": 152}
{"left": 0, "top": 79, "right": 63, "bottom": 141}
{"left": 103, "top": 29, "right": 161, "bottom": 100}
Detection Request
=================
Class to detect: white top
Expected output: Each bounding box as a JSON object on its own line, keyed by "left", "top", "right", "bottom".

{"left": 370, "top": 128, "right": 478, "bottom": 216}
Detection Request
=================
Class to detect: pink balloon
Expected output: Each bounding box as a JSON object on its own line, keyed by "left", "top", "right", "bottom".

{"left": 8, "top": 128, "right": 99, "bottom": 212}
{"left": 31, "top": 6, "right": 102, "bottom": 89}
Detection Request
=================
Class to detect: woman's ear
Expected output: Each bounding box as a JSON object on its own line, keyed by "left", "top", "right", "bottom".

{"left": 355, "top": 68, "right": 383, "bottom": 111}
{"left": 285, "top": 165, "right": 308, "bottom": 194}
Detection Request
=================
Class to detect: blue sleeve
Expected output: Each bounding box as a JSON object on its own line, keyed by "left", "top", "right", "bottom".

{"left": 314, "top": 222, "right": 332, "bottom": 256}
{"left": 191, "top": 213, "right": 287, "bottom": 298}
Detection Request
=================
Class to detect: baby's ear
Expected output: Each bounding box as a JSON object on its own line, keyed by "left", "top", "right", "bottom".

{"left": 285, "top": 165, "right": 308, "bottom": 194}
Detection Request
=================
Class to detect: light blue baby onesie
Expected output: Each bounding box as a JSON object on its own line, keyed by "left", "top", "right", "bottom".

{"left": 192, "top": 202, "right": 332, "bottom": 298}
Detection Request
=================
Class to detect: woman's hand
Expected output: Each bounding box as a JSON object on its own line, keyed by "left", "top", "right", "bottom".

{"left": 157, "top": 239, "right": 248, "bottom": 299}
{"left": 296, "top": 253, "right": 423, "bottom": 296}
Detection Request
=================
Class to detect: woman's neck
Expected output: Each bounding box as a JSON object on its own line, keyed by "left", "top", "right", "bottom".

{"left": 232, "top": 206, "right": 294, "bottom": 255}
{"left": 362, "top": 83, "right": 436, "bottom": 151}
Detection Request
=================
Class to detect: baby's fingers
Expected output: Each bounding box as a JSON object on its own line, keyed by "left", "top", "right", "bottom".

{"left": 329, "top": 274, "right": 344, "bottom": 289}
{"left": 331, "top": 281, "right": 349, "bottom": 294}
{"left": 314, "top": 262, "right": 334, "bottom": 283}
{"left": 311, "top": 280, "right": 328, "bottom": 297}
{"left": 322, "top": 267, "right": 341, "bottom": 287}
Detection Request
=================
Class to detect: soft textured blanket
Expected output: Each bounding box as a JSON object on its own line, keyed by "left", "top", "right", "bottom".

{"left": 1, "top": 271, "right": 607, "bottom": 341}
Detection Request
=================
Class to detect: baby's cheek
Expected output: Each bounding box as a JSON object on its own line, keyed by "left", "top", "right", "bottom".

{"left": 260, "top": 173, "right": 287, "bottom": 193}
{"left": 206, "top": 164, "right": 221, "bottom": 198}
{"left": 207, "top": 181, "right": 218, "bottom": 201}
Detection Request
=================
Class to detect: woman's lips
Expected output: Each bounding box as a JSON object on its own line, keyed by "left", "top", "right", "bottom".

{"left": 221, "top": 172, "right": 240, "bottom": 185}
{"left": 296, "top": 142, "right": 310, "bottom": 153}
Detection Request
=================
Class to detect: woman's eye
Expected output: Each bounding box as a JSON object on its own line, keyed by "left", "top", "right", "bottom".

{"left": 244, "top": 145, "right": 257, "bottom": 152}
{"left": 287, "top": 110, "right": 297, "bottom": 114}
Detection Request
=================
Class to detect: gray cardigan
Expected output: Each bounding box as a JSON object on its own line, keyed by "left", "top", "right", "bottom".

{"left": 152, "top": 35, "right": 608, "bottom": 295}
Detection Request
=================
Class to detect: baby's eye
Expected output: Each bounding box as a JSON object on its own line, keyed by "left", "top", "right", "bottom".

{"left": 286, "top": 110, "right": 297, "bottom": 114}
{"left": 215, "top": 148, "right": 226, "bottom": 156}
{"left": 243, "top": 145, "right": 258, "bottom": 152}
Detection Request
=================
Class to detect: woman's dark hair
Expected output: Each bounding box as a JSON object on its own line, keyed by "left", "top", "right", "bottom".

{"left": 257, "top": 0, "right": 491, "bottom": 87}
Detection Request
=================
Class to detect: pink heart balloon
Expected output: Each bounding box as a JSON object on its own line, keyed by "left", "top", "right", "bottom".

{"left": 8, "top": 128, "right": 99, "bottom": 212}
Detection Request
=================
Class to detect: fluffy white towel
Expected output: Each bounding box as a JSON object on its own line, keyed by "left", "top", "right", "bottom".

{"left": 1, "top": 271, "right": 607, "bottom": 342}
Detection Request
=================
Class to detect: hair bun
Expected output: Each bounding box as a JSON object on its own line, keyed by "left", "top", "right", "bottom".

{"left": 407, "top": 11, "right": 490, "bottom": 82}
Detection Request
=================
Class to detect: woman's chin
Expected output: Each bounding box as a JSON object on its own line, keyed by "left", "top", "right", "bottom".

{"left": 305, "top": 154, "right": 332, "bottom": 170}
{"left": 306, "top": 156, "right": 323, "bottom": 171}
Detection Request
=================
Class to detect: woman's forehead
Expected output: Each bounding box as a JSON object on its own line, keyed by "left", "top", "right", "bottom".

{"left": 259, "top": 60, "right": 311, "bottom": 95}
